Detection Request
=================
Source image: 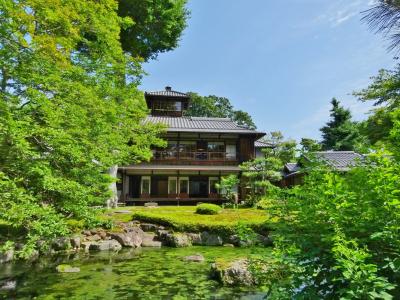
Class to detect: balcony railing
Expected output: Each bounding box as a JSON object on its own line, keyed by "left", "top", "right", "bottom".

{"left": 152, "top": 151, "right": 237, "bottom": 161}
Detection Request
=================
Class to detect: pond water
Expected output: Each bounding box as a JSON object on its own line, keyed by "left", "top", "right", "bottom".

{"left": 0, "top": 246, "right": 271, "bottom": 299}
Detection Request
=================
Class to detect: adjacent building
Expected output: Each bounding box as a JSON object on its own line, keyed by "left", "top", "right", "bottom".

{"left": 118, "top": 87, "right": 265, "bottom": 205}
{"left": 281, "top": 151, "right": 364, "bottom": 187}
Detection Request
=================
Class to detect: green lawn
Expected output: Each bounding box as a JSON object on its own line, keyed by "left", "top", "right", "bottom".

{"left": 105, "top": 206, "right": 273, "bottom": 234}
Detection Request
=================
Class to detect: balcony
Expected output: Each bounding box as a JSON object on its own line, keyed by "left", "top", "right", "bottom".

{"left": 151, "top": 150, "right": 238, "bottom": 165}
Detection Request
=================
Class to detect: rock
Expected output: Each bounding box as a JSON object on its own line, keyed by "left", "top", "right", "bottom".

{"left": 141, "top": 239, "right": 162, "bottom": 247}
{"left": 160, "top": 232, "right": 191, "bottom": 247}
{"left": 98, "top": 231, "right": 107, "bottom": 240}
{"left": 211, "top": 259, "right": 255, "bottom": 286}
{"left": 70, "top": 236, "right": 81, "bottom": 249}
{"left": 82, "top": 230, "right": 91, "bottom": 236}
{"left": 256, "top": 234, "right": 273, "bottom": 247}
{"left": 89, "top": 240, "right": 122, "bottom": 251}
{"left": 201, "top": 232, "right": 223, "bottom": 246}
{"left": 56, "top": 264, "right": 80, "bottom": 273}
{"left": 187, "top": 233, "right": 202, "bottom": 245}
{"left": 0, "top": 249, "right": 14, "bottom": 264}
{"left": 223, "top": 243, "right": 235, "bottom": 247}
{"left": 170, "top": 233, "right": 192, "bottom": 247}
{"left": 183, "top": 254, "right": 205, "bottom": 262}
{"left": 228, "top": 234, "right": 255, "bottom": 247}
{"left": 52, "top": 237, "right": 71, "bottom": 251}
{"left": 141, "top": 232, "right": 162, "bottom": 247}
{"left": 110, "top": 231, "right": 142, "bottom": 248}
{"left": 140, "top": 223, "right": 161, "bottom": 232}
{"left": 0, "top": 279, "right": 16, "bottom": 291}
{"left": 144, "top": 202, "right": 158, "bottom": 207}
{"left": 81, "top": 242, "right": 92, "bottom": 252}
{"left": 85, "top": 234, "right": 101, "bottom": 242}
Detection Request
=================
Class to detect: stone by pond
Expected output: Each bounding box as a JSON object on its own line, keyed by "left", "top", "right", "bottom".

{"left": 0, "top": 246, "right": 272, "bottom": 299}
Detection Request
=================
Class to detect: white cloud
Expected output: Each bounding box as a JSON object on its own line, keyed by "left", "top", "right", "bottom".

{"left": 313, "top": 0, "right": 367, "bottom": 28}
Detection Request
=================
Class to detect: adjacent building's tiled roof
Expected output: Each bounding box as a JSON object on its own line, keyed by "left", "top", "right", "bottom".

{"left": 254, "top": 139, "right": 273, "bottom": 148}
{"left": 284, "top": 151, "right": 364, "bottom": 177}
{"left": 285, "top": 162, "right": 300, "bottom": 173}
{"left": 311, "top": 151, "right": 363, "bottom": 170}
{"left": 145, "top": 90, "right": 189, "bottom": 98}
{"left": 145, "top": 116, "right": 265, "bottom": 135}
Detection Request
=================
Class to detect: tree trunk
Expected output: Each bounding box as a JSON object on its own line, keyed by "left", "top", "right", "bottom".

{"left": 107, "top": 165, "right": 119, "bottom": 208}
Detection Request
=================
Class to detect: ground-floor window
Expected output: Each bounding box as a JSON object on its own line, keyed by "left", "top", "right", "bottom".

{"left": 209, "top": 177, "right": 219, "bottom": 194}
{"left": 141, "top": 176, "right": 151, "bottom": 195}
{"left": 168, "top": 176, "right": 178, "bottom": 194}
{"left": 179, "top": 177, "right": 189, "bottom": 194}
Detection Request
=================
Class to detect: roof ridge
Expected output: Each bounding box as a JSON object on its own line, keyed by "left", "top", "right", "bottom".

{"left": 189, "top": 116, "right": 231, "bottom": 121}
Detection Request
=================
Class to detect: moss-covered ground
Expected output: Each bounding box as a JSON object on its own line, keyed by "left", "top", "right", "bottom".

{"left": 104, "top": 206, "right": 274, "bottom": 234}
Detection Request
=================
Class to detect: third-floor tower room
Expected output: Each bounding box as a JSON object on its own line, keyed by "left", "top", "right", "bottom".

{"left": 145, "top": 86, "right": 190, "bottom": 117}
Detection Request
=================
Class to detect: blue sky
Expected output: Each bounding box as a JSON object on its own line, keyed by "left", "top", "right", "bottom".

{"left": 140, "top": 0, "right": 395, "bottom": 141}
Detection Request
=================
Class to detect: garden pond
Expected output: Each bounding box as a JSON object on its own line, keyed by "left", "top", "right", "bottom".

{"left": 0, "top": 246, "right": 271, "bottom": 299}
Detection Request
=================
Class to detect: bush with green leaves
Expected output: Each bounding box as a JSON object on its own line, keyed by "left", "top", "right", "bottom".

{"left": 266, "top": 153, "right": 400, "bottom": 298}
{"left": 195, "top": 203, "right": 222, "bottom": 215}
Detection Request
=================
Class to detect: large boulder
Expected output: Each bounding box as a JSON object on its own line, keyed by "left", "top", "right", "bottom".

{"left": 89, "top": 240, "right": 122, "bottom": 251}
{"left": 201, "top": 232, "right": 223, "bottom": 246}
{"left": 169, "top": 233, "right": 192, "bottom": 247}
{"left": 141, "top": 232, "right": 162, "bottom": 247}
{"left": 211, "top": 259, "right": 255, "bottom": 286}
{"left": 187, "top": 233, "right": 202, "bottom": 245}
{"left": 52, "top": 237, "right": 71, "bottom": 251}
{"left": 110, "top": 230, "right": 142, "bottom": 248}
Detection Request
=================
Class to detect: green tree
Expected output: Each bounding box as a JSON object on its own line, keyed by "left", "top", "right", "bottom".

{"left": 363, "top": 0, "right": 400, "bottom": 51}
{"left": 0, "top": 0, "right": 171, "bottom": 254}
{"left": 216, "top": 175, "right": 240, "bottom": 207}
{"left": 241, "top": 132, "right": 296, "bottom": 204}
{"left": 185, "top": 92, "right": 256, "bottom": 129}
{"left": 355, "top": 67, "right": 400, "bottom": 149}
{"left": 320, "top": 98, "right": 361, "bottom": 151}
{"left": 118, "top": 0, "right": 189, "bottom": 60}
{"left": 300, "top": 138, "right": 321, "bottom": 152}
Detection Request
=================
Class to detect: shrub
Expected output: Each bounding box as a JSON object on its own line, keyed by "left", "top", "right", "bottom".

{"left": 195, "top": 204, "right": 222, "bottom": 215}
{"left": 255, "top": 199, "right": 274, "bottom": 210}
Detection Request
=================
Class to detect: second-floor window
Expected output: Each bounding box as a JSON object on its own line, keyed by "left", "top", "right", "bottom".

{"left": 179, "top": 141, "right": 196, "bottom": 160}
{"left": 207, "top": 142, "right": 224, "bottom": 152}
{"left": 153, "top": 100, "right": 182, "bottom": 112}
{"left": 208, "top": 141, "right": 225, "bottom": 160}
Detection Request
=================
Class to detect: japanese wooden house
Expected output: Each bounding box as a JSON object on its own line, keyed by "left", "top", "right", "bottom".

{"left": 117, "top": 87, "right": 265, "bottom": 205}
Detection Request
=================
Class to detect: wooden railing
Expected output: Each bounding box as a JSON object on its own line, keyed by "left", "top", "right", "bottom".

{"left": 152, "top": 151, "right": 237, "bottom": 161}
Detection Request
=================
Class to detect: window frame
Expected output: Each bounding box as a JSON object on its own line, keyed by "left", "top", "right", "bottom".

{"left": 141, "top": 176, "right": 151, "bottom": 195}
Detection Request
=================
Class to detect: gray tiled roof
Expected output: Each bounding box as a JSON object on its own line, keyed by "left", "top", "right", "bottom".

{"left": 254, "top": 139, "right": 273, "bottom": 148}
{"left": 283, "top": 151, "right": 363, "bottom": 177}
{"left": 312, "top": 151, "right": 363, "bottom": 170}
{"left": 145, "top": 116, "right": 265, "bottom": 135}
{"left": 145, "top": 90, "right": 189, "bottom": 98}
{"left": 285, "top": 162, "right": 300, "bottom": 173}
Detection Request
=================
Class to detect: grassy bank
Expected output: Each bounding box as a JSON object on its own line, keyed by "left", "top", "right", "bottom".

{"left": 105, "top": 206, "right": 273, "bottom": 234}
